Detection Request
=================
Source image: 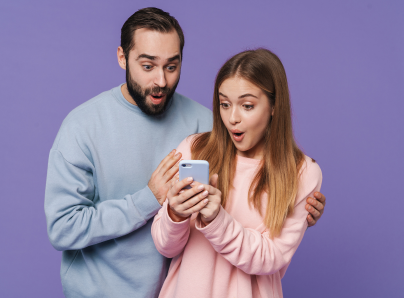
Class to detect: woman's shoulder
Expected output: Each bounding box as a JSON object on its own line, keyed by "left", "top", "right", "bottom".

{"left": 176, "top": 133, "right": 207, "bottom": 160}
{"left": 299, "top": 155, "right": 322, "bottom": 183}
{"left": 295, "top": 155, "right": 323, "bottom": 204}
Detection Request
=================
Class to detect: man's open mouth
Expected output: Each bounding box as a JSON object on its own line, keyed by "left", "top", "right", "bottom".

{"left": 149, "top": 93, "right": 166, "bottom": 104}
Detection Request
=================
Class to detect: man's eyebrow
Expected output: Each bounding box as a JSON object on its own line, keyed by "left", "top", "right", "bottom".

{"left": 136, "top": 54, "right": 157, "bottom": 61}
{"left": 239, "top": 93, "right": 258, "bottom": 99}
{"left": 218, "top": 92, "right": 228, "bottom": 98}
{"left": 167, "top": 55, "right": 181, "bottom": 62}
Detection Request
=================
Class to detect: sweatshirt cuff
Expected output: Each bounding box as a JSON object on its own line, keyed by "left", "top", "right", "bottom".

{"left": 195, "top": 206, "right": 226, "bottom": 235}
{"left": 131, "top": 186, "right": 162, "bottom": 221}
{"left": 162, "top": 202, "right": 191, "bottom": 232}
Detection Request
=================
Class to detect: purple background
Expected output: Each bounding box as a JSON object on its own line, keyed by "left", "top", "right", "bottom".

{"left": 1, "top": 0, "right": 403, "bottom": 297}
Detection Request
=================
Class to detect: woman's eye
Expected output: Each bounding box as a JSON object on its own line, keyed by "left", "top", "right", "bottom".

{"left": 219, "top": 103, "right": 230, "bottom": 108}
{"left": 244, "top": 105, "right": 254, "bottom": 110}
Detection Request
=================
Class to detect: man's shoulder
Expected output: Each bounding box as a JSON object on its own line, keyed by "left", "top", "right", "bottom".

{"left": 64, "top": 88, "right": 116, "bottom": 124}
{"left": 52, "top": 86, "right": 119, "bottom": 150}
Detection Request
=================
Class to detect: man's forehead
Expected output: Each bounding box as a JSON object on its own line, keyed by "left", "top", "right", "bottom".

{"left": 131, "top": 28, "right": 180, "bottom": 60}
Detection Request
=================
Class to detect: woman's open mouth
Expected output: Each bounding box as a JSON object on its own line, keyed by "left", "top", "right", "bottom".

{"left": 232, "top": 131, "right": 245, "bottom": 142}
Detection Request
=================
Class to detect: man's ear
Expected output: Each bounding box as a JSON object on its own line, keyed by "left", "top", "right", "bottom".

{"left": 117, "top": 47, "right": 126, "bottom": 70}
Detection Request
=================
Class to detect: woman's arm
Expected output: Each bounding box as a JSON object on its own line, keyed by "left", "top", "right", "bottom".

{"left": 151, "top": 200, "right": 192, "bottom": 258}
{"left": 151, "top": 135, "right": 208, "bottom": 258}
{"left": 196, "top": 159, "right": 322, "bottom": 275}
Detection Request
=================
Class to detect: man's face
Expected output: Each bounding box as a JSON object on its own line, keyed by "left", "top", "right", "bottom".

{"left": 125, "top": 28, "right": 181, "bottom": 116}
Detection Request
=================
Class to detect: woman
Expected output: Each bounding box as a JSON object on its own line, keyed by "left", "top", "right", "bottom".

{"left": 151, "top": 48, "right": 322, "bottom": 298}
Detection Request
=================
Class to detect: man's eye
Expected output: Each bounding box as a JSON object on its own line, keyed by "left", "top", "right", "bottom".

{"left": 244, "top": 105, "right": 254, "bottom": 110}
{"left": 167, "top": 66, "right": 176, "bottom": 71}
{"left": 143, "top": 65, "right": 153, "bottom": 71}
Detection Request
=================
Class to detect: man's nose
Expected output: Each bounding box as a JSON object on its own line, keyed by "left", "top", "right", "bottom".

{"left": 154, "top": 69, "right": 167, "bottom": 88}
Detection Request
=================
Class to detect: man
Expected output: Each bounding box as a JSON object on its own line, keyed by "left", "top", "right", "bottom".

{"left": 45, "top": 7, "right": 326, "bottom": 298}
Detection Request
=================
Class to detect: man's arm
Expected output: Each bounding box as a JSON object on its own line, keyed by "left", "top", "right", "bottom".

{"left": 45, "top": 149, "right": 181, "bottom": 251}
{"left": 305, "top": 191, "right": 326, "bottom": 227}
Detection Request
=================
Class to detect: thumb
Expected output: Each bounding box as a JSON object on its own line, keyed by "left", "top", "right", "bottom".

{"left": 210, "top": 174, "right": 219, "bottom": 188}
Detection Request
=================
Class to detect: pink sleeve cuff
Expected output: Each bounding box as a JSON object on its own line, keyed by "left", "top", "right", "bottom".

{"left": 162, "top": 203, "right": 191, "bottom": 232}
{"left": 195, "top": 206, "right": 226, "bottom": 235}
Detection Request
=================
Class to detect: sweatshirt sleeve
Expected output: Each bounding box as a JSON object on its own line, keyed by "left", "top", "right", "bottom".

{"left": 151, "top": 200, "right": 191, "bottom": 258}
{"left": 195, "top": 159, "right": 322, "bottom": 275}
{"left": 44, "top": 149, "right": 161, "bottom": 251}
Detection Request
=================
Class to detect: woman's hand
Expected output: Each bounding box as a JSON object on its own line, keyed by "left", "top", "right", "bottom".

{"left": 199, "top": 174, "right": 222, "bottom": 225}
{"left": 167, "top": 176, "right": 210, "bottom": 222}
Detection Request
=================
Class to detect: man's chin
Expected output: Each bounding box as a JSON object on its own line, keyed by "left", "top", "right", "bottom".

{"left": 145, "top": 100, "right": 166, "bottom": 115}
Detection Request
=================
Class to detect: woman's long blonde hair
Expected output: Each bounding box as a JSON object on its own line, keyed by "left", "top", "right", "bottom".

{"left": 191, "top": 48, "right": 305, "bottom": 237}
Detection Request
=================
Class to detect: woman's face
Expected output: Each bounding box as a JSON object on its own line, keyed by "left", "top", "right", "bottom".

{"left": 219, "top": 76, "right": 273, "bottom": 160}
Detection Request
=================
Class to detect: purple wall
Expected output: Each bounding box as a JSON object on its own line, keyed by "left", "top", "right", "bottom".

{"left": 1, "top": 0, "right": 403, "bottom": 297}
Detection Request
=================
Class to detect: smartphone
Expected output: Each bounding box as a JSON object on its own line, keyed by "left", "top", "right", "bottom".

{"left": 179, "top": 160, "right": 209, "bottom": 189}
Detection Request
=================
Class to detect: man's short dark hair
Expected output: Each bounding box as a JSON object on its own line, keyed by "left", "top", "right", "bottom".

{"left": 121, "top": 7, "right": 185, "bottom": 60}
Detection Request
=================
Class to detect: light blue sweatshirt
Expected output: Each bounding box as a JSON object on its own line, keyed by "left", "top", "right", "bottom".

{"left": 44, "top": 85, "right": 213, "bottom": 298}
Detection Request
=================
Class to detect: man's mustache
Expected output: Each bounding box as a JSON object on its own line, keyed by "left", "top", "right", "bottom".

{"left": 144, "top": 86, "right": 171, "bottom": 96}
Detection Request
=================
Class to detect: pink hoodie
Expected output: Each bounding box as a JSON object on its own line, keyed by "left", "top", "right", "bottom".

{"left": 152, "top": 136, "right": 322, "bottom": 298}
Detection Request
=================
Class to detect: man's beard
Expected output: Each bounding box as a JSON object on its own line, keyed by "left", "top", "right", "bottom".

{"left": 126, "top": 65, "right": 179, "bottom": 116}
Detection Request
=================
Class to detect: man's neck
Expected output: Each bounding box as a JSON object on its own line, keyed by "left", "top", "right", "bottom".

{"left": 121, "top": 83, "right": 137, "bottom": 106}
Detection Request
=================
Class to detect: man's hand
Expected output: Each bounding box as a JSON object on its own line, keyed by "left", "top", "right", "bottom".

{"left": 306, "top": 191, "right": 326, "bottom": 227}
{"left": 167, "top": 177, "right": 209, "bottom": 222}
{"left": 148, "top": 150, "right": 182, "bottom": 205}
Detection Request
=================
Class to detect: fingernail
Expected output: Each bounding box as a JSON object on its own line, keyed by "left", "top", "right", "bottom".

{"left": 175, "top": 152, "right": 181, "bottom": 157}
{"left": 172, "top": 149, "right": 176, "bottom": 154}
{"left": 187, "top": 177, "right": 193, "bottom": 182}
{"left": 202, "top": 190, "right": 208, "bottom": 196}
{"left": 204, "top": 199, "right": 208, "bottom": 204}
{"left": 198, "top": 185, "right": 205, "bottom": 190}
{"left": 309, "top": 198, "right": 313, "bottom": 204}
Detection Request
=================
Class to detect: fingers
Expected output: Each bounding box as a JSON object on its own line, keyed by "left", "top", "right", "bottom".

{"left": 161, "top": 152, "right": 182, "bottom": 177}
{"left": 209, "top": 174, "right": 219, "bottom": 188}
{"left": 314, "top": 192, "right": 326, "bottom": 205}
{"left": 182, "top": 190, "right": 209, "bottom": 212}
{"left": 307, "top": 214, "right": 316, "bottom": 227}
{"left": 191, "top": 181, "right": 220, "bottom": 196}
{"left": 306, "top": 196, "right": 324, "bottom": 213}
{"left": 170, "top": 177, "right": 194, "bottom": 197}
{"left": 163, "top": 158, "right": 180, "bottom": 182}
{"left": 169, "top": 173, "right": 179, "bottom": 189}
{"left": 306, "top": 203, "right": 321, "bottom": 219}
{"left": 187, "top": 197, "right": 209, "bottom": 214}
{"left": 177, "top": 184, "right": 207, "bottom": 205}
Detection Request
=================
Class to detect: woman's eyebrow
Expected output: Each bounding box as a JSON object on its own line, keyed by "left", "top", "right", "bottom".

{"left": 218, "top": 92, "right": 228, "bottom": 98}
{"left": 239, "top": 93, "right": 258, "bottom": 99}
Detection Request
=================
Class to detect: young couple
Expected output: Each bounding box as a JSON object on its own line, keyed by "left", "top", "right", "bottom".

{"left": 45, "top": 7, "right": 325, "bottom": 298}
